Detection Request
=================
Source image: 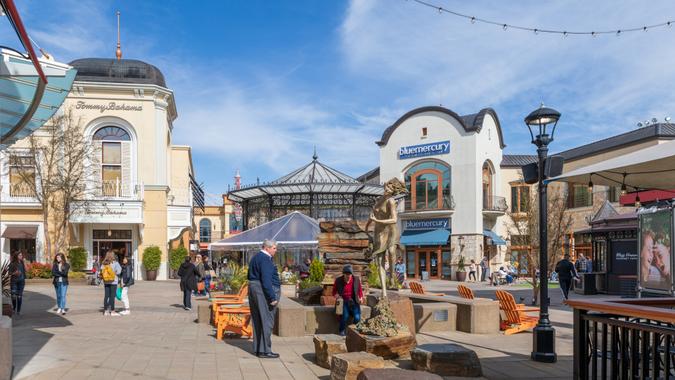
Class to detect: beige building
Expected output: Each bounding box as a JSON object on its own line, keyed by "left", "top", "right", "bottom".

{"left": 0, "top": 58, "right": 199, "bottom": 280}
{"left": 193, "top": 195, "right": 235, "bottom": 249}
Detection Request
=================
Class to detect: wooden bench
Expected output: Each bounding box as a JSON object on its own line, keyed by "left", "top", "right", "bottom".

{"left": 409, "top": 281, "right": 444, "bottom": 297}
{"left": 216, "top": 306, "right": 252, "bottom": 339}
{"left": 494, "top": 290, "right": 539, "bottom": 335}
{"left": 211, "top": 284, "right": 249, "bottom": 324}
{"left": 457, "top": 284, "right": 474, "bottom": 300}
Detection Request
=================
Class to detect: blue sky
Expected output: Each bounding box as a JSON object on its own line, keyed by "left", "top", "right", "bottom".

{"left": 7, "top": 1, "right": 675, "bottom": 204}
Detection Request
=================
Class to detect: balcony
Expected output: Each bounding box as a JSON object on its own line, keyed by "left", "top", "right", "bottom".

{"left": 2, "top": 182, "right": 40, "bottom": 207}
{"left": 400, "top": 195, "right": 455, "bottom": 219}
{"left": 483, "top": 195, "right": 507, "bottom": 215}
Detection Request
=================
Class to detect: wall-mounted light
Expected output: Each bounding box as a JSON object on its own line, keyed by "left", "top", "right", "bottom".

{"left": 107, "top": 225, "right": 112, "bottom": 237}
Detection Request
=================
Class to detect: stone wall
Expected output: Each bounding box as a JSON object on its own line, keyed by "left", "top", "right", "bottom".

{"left": 319, "top": 221, "right": 373, "bottom": 282}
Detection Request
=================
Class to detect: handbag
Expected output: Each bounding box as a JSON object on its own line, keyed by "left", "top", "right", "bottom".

{"left": 197, "top": 281, "right": 205, "bottom": 292}
{"left": 335, "top": 298, "right": 344, "bottom": 316}
{"left": 116, "top": 286, "right": 123, "bottom": 300}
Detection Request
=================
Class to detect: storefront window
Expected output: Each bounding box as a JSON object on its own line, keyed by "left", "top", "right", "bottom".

{"left": 404, "top": 161, "right": 451, "bottom": 211}
{"left": 567, "top": 183, "right": 593, "bottom": 208}
{"left": 593, "top": 238, "right": 607, "bottom": 272}
{"left": 406, "top": 250, "right": 416, "bottom": 277}
{"left": 441, "top": 251, "right": 451, "bottom": 279}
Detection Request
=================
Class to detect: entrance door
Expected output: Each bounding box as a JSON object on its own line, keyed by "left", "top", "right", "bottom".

{"left": 416, "top": 249, "right": 441, "bottom": 279}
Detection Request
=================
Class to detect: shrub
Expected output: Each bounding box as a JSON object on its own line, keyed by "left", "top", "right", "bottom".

{"left": 1, "top": 261, "right": 10, "bottom": 297}
{"left": 299, "top": 278, "right": 321, "bottom": 290}
{"left": 142, "top": 246, "right": 162, "bottom": 271}
{"left": 309, "top": 258, "right": 325, "bottom": 283}
{"left": 68, "top": 247, "right": 88, "bottom": 271}
{"left": 456, "top": 255, "right": 466, "bottom": 272}
{"left": 69, "top": 271, "right": 86, "bottom": 280}
{"left": 170, "top": 246, "right": 187, "bottom": 271}
{"left": 26, "top": 262, "right": 52, "bottom": 279}
{"left": 219, "top": 262, "right": 248, "bottom": 293}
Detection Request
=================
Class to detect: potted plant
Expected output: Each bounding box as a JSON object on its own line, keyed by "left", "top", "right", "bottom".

{"left": 142, "top": 246, "right": 162, "bottom": 281}
{"left": 455, "top": 255, "right": 467, "bottom": 282}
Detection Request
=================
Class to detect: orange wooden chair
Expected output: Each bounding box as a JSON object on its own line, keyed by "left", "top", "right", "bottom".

{"left": 409, "top": 281, "right": 444, "bottom": 296}
{"left": 495, "top": 290, "right": 539, "bottom": 335}
{"left": 211, "top": 284, "right": 249, "bottom": 324}
{"left": 457, "top": 284, "right": 475, "bottom": 299}
{"left": 216, "top": 306, "right": 253, "bottom": 340}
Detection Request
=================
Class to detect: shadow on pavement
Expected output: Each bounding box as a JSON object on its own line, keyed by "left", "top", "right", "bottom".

{"left": 12, "top": 289, "right": 72, "bottom": 377}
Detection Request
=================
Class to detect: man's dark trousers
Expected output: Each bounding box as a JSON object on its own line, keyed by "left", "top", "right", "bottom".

{"left": 249, "top": 280, "right": 279, "bottom": 355}
{"left": 559, "top": 278, "right": 572, "bottom": 300}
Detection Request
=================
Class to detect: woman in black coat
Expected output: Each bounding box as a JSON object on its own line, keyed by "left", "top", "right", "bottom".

{"left": 52, "top": 253, "right": 70, "bottom": 315}
{"left": 177, "top": 257, "right": 199, "bottom": 310}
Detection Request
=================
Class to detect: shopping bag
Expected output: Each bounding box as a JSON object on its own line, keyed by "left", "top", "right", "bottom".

{"left": 335, "top": 298, "right": 344, "bottom": 316}
{"left": 116, "top": 286, "right": 123, "bottom": 300}
{"left": 197, "top": 281, "right": 205, "bottom": 293}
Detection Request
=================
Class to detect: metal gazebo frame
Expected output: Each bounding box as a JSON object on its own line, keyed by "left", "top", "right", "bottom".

{"left": 227, "top": 153, "right": 383, "bottom": 230}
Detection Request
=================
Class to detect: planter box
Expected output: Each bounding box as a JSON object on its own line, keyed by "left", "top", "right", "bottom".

{"left": 281, "top": 284, "right": 297, "bottom": 298}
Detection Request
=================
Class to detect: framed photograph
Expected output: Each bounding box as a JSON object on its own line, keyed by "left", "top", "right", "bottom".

{"left": 638, "top": 208, "right": 674, "bottom": 295}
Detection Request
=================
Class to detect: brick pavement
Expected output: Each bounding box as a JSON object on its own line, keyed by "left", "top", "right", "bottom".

{"left": 11, "top": 280, "right": 574, "bottom": 379}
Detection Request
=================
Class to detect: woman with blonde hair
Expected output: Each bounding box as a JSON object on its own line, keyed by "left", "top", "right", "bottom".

{"left": 100, "top": 250, "right": 122, "bottom": 316}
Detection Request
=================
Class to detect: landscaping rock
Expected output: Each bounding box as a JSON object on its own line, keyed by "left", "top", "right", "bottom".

{"left": 300, "top": 286, "right": 323, "bottom": 305}
{"left": 314, "top": 334, "right": 347, "bottom": 369}
{"left": 411, "top": 343, "right": 483, "bottom": 377}
{"left": 357, "top": 368, "right": 442, "bottom": 380}
{"left": 321, "top": 295, "right": 337, "bottom": 306}
{"left": 331, "top": 351, "right": 384, "bottom": 380}
{"left": 346, "top": 326, "right": 416, "bottom": 359}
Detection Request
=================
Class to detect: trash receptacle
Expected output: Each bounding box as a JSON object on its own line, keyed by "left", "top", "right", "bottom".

{"left": 575, "top": 273, "right": 597, "bottom": 295}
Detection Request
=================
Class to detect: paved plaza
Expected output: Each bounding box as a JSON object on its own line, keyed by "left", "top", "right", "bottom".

{"left": 11, "top": 280, "right": 575, "bottom": 379}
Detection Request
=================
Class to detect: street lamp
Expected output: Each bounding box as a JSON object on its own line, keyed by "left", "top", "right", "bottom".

{"left": 524, "top": 103, "right": 561, "bottom": 363}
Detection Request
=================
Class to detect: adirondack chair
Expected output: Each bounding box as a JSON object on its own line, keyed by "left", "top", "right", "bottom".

{"left": 457, "top": 284, "right": 475, "bottom": 299}
{"left": 216, "top": 306, "right": 253, "bottom": 339}
{"left": 211, "top": 284, "right": 249, "bottom": 324}
{"left": 409, "top": 281, "right": 444, "bottom": 296}
{"left": 495, "top": 290, "right": 539, "bottom": 335}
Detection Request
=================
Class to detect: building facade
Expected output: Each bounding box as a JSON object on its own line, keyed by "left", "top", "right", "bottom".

{"left": 0, "top": 58, "right": 198, "bottom": 280}
{"left": 193, "top": 195, "right": 235, "bottom": 249}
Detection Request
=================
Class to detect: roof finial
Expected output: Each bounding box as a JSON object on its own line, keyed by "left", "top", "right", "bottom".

{"left": 115, "top": 11, "right": 122, "bottom": 61}
{"left": 312, "top": 146, "right": 318, "bottom": 161}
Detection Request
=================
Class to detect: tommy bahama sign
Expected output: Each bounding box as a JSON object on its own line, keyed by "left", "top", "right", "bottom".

{"left": 75, "top": 101, "right": 143, "bottom": 113}
{"left": 398, "top": 140, "right": 450, "bottom": 159}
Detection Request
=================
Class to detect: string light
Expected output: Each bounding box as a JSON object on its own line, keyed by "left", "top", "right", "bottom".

{"left": 411, "top": 0, "right": 675, "bottom": 37}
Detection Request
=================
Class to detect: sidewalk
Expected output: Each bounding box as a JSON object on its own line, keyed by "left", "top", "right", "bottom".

{"left": 11, "top": 281, "right": 573, "bottom": 379}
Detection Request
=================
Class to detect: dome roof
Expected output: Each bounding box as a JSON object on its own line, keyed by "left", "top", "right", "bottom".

{"left": 68, "top": 58, "right": 166, "bottom": 87}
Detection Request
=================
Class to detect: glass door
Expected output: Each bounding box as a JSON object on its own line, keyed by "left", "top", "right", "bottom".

{"left": 429, "top": 251, "right": 439, "bottom": 278}
{"left": 418, "top": 252, "right": 428, "bottom": 278}
{"left": 406, "top": 250, "right": 416, "bottom": 278}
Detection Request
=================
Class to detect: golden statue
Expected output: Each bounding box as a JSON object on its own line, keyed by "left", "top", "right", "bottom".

{"left": 366, "top": 178, "right": 407, "bottom": 299}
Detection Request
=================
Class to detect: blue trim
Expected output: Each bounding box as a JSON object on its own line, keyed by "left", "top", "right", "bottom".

{"left": 483, "top": 229, "right": 506, "bottom": 245}
{"left": 400, "top": 229, "right": 451, "bottom": 246}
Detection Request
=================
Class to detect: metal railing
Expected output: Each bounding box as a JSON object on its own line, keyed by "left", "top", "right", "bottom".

{"left": 483, "top": 195, "right": 508, "bottom": 212}
{"left": 570, "top": 298, "right": 675, "bottom": 379}
{"left": 96, "top": 180, "right": 141, "bottom": 199}
{"left": 9, "top": 182, "right": 35, "bottom": 197}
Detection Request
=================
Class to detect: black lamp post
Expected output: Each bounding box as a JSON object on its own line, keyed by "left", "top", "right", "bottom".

{"left": 524, "top": 103, "right": 561, "bottom": 363}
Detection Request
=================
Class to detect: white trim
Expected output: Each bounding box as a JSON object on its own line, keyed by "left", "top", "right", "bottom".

{"left": 0, "top": 222, "right": 44, "bottom": 263}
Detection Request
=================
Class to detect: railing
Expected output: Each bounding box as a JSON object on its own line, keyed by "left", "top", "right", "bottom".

{"left": 9, "top": 182, "right": 35, "bottom": 198}
{"left": 96, "top": 180, "right": 142, "bottom": 199}
{"left": 483, "top": 195, "right": 507, "bottom": 212}
{"left": 569, "top": 298, "right": 675, "bottom": 379}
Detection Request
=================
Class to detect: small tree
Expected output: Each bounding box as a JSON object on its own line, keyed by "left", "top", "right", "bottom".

{"left": 142, "top": 246, "right": 162, "bottom": 272}
{"left": 67, "top": 247, "right": 87, "bottom": 271}
{"left": 309, "top": 257, "right": 325, "bottom": 283}
{"left": 456, "top": 256, "right": 466, "bottom": 272}
{"left": 169, "top": 246, "right": 187, "bottom": 277}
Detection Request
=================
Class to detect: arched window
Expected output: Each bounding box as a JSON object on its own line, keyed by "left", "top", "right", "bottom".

{"left": 199, "top": 219, "right": 212, "bottom": 243}
{"left": 482, "top": 161, "right": 494, "bottom": 209}
{"left": 404, "top": 161, "right": 451, "bottom": 210}
{"left": 93, "top": 126, "right": 131, "bottom": 197}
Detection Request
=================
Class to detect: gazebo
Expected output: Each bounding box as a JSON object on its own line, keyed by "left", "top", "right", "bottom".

{"left": 227, "top": 152, "right": 383, "bottom": 230}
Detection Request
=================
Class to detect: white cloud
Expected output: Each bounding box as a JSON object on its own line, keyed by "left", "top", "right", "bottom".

{"left": 340, "top": 0, "right": 675, "bottom": 152}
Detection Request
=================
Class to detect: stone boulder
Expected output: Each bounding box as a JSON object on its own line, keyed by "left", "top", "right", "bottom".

{"left": 411, "top": 343, "right": 482, "bottom": 377}
{"left": 300, "top": 286, "right": 323, "bottom": 305}
{"left": 357, "top": 368, "right": 442, "bottom": 380}
{"left": 314, "top": 334, "right": 348, "bottom": 369}
{"left": 331, "top": 351, "right": 385, "bottom": 380}
{"left": 346, "top": 326, "right": 416, "bottom": 359}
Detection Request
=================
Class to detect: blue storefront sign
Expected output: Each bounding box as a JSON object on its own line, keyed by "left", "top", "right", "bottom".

{"left": 399, "top": 140, "right": 450, "bottom": 160}
{"left": 404, "top": 218, "right": 449, "bottom": 230}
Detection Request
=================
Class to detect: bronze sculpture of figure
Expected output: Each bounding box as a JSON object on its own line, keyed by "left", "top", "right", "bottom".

{"left": 366, "top": 178, "right": 407, "bottom": 299}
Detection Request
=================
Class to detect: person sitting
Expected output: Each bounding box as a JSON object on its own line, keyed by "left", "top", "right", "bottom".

{"left": 280, "top": 265, "right": 293, "bottom": 284}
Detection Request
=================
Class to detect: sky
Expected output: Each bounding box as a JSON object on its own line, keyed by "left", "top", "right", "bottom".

{"left": 5, "top": 0, "right": 675, "bottom": 204}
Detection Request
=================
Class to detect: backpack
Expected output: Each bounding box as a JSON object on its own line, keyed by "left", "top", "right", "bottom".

{"left": 102, "top": 264, "right": 116, "bottom": 282}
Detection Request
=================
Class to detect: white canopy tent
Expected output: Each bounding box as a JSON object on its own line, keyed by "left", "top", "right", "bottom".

{"left": 548, "top": 140, "right": 675, "bottom": 190}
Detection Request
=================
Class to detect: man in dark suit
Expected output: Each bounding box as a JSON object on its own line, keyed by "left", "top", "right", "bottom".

{"left": 247, "top": 239, "right": 281, "bottom": 358}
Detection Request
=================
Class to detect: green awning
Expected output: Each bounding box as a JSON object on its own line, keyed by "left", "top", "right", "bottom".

{"left": 400, "top": 229, "right": 451, "bottom": 246}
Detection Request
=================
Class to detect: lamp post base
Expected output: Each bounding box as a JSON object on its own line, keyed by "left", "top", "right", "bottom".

{"left": 531, "top": 325, "right": 557, "bottom": 363}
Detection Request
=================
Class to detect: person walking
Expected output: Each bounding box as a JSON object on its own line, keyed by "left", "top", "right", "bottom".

{"left": 394, "top": 257, "right": 406, "bottom": 284}
{"left": 468, "top": 259, "right": 477, "bottom": 282}
{"left": 52, "top": 253, "right": 70, "bottom": 315}
{"left": 101, "top": 250, "right": 122, "bottom": 316}
{"left": 480, "top": 256, "right": 488, "bottom": 282}
{"left": 177, "top": 256, "right": 199, "bottom": 310}
{"left": 119, "top": 256, "right": 134, "bottom": 315}
{"left": 332, "top": 264, "right": 364, "bottom": 336}
{"left": 8, "top": 251, "right": 27, "bottom": 317}
{"left": 555, "top": 254, "right": 579, "bottom": 301}
{"left": 203, "top": 255, "right": 213, "bottom": 297}
{"left": 195, "top": 254, "right": 206, "bottom": 296}
{"left": 248, "top": 239, "right": 281, "bottom": 358}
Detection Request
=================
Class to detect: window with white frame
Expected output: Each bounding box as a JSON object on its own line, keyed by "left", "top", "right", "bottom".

{"left": 8, "top": 154, "right": 35, "bottom": 197}
{"left": 93, "top": 126, "right": 131, "bottom": 197}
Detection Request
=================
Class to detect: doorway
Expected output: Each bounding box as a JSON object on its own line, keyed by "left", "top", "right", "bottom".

{"left": 407, "top": 248, "right": 443, "bottom": 279}
{"left": 93, "top": 240, "right": 132, "bottom": 264}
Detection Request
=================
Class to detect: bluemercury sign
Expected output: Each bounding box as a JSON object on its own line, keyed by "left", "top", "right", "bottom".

{"left": 75, "top": 101, "right": 143, "bottom": 113}
{"left": 404, "top": 218, "right": 449, "bottom": 230}
{"left": 399, "top": 140, "right": 450, "bottom": 159}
